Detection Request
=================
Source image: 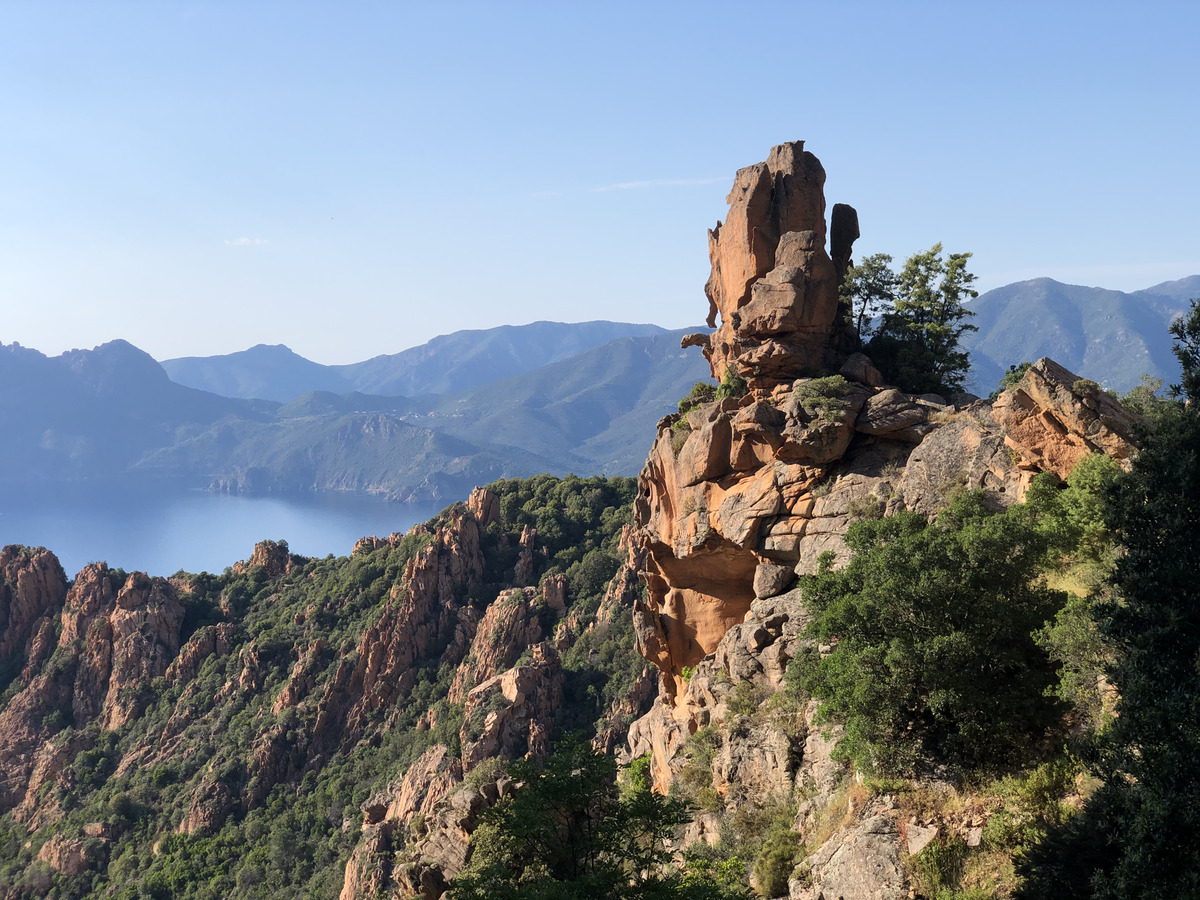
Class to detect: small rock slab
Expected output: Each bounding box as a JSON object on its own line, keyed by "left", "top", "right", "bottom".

{"left": 856, "top": 389, "right": 928, "bottom": 437}
{"left": 906, "top": 822, "right": 939, "bottom": 855}
{"left": 753, "top": 563, "right": 794, "bottom": 599}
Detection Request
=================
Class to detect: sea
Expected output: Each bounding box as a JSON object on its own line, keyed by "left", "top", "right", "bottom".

{"left": 0, "top": 481, "right": 442, "bottom": 578}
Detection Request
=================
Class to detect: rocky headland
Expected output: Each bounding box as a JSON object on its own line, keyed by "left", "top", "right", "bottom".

{"left": 0, "top": 142, "right": 1147, "bottom": 900}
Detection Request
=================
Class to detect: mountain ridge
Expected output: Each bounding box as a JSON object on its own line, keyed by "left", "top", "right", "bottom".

{"left": 162, "top": 320, "right": 673, "bottom": 402}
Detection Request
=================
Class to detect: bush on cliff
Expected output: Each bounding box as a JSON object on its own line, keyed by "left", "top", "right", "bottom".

{"left": 450, "top": 739, "right": 748, "bottom": 900}
{"left": 797, "top": 491, "right": 1066, "bottom": 776}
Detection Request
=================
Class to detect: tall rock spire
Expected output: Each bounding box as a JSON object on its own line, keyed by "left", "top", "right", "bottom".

{"left": 692, "top": 140, "right": 855, "bottom": 392}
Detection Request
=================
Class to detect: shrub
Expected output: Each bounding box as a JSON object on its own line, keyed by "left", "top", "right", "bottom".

{"left": 793, "top": 375, "right": 852, "bottom": 419}
{"left": 715, "top": 367, "right": 748, "bottom": 402}
{"left": 752, "top": 829, "right": 801, "bottom": 897}
{"left": 678, "top": 381, "right": 717, "bottom": 415}
{"left": 799, "top": 492, "right": 1067, "bottom": 775}
{"left": 991, "top": 361, "right": 1032, "bottom": 399}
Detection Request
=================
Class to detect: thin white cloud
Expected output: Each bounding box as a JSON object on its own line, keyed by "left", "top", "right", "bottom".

{"left": 590, "top": 177, "right": 727, "bottom": 193}
{"left": 224, "top": 237, "right": 270, "bottom": 247}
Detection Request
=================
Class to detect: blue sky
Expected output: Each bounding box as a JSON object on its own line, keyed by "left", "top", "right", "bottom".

{"left": 2, "top": 1, "right": 1197, "bottom": 363}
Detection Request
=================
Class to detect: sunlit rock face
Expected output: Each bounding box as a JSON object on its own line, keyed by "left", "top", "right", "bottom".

{"left": 694, "top": 140, "right": 849, "bottom": 393}
{"left": 631, "top": 144, "right": 1144, "bottom": 728}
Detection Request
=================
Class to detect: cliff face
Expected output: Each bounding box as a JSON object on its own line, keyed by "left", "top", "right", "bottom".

{"left": 626, "top": 142, "right": 1144, "bottom": 898}
{"left": 0, "top": 557, "right": 183, "bottom": 826}
{"left": 0, "top": 476, "right": 651, "bottom": 899}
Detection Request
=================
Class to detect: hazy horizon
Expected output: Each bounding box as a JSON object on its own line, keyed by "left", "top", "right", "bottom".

{"left": 2, "top": 2, "right": 1197, "bottom": 365}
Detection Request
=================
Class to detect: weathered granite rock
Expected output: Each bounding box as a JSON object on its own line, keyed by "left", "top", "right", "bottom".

{"left": 993, "top": 357, "right": 1142, "bottom": 478}
{"left": 754, "top": 563, "right": 794, "bottom": 599}
{"left": 792, "top": 808, "right": 906, "bottom": 900}
{"left": 701, "top": 142, "right": 848, "bottom": 391}
{"left": 855, "top": 388, "right": 930, "bottom": 440}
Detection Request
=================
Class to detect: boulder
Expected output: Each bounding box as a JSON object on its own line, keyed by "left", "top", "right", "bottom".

{"left": 993, "top": 357, "right": 1142, "bottom": 478}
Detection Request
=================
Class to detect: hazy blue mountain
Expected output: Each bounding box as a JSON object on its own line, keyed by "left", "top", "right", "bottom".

{"left": 148, "top": 329, "right": 710, "bottom": 499}
{"left": 963, "top": 277, "right": 1195, "bottom": 395}
{"left": 0, "top": 340, "right": 274, "bottom": 481}
{"left": 161, "top": 343, "right": 354, "bottom": 402}
{"left": 162, "top": 321, "right": 673, "bottom": 401}
{"left": 417, "top": 331, "right": 710, "bottom": 473}
{"left": 1136, "top": 274, "right": 1200, "bottom": 304}
{"left": 340, "top": 320, "right": 674, "bottom": 397}
{"left": 4, "top": 328, "right": 709, "bottom": 502}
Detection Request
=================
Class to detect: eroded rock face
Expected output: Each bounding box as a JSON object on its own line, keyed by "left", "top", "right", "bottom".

{"left": 334, "top": 515, "right": 658, "bottom": 899}
{"left": 697, "top": 141, "right": 855, "bottom": 391}
{"left": 993, "top": 357, "right": 1142, "bottom": 478}
{"left": 0, "top": 546, "right": 67, "bottom": 670}
{"left": 629, "top": 149, "right": 1147, "bottom": 888}
{"left": 0, "top": 557, "right": 183, "bottom": 820}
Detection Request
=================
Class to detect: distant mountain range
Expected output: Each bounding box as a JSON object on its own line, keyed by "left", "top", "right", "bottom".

{"left": 963, "top": 274, "right": 1200, "bottom": 394}
{"left": 1, "top": 325, "right": 709, "bottom": 502}
{"left": 162, "top": 321, "right": 673, "bottom": 401}
{"left": 1, "top": 276, "right": 1195, "bottom": 502}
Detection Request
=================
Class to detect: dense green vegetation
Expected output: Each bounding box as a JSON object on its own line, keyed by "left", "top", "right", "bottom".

{"left": 797, "top": 491, "right": 1069, "bottom": 775}
{"left": 0, "top": 475, "right": 641, "bottom": 900}
{"left": 1017, "top": 300, "right": 1200, "bottom": 899}
{"left": 451, "top": 739, "right": 747, "bottom": 899}
{"left": 794, "top": 301, "right": 1200, "bottom": 897}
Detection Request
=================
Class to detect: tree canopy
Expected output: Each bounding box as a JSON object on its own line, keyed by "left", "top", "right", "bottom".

{"left": 842, "top": 243, "right": 978, "bottom": 394}
{"left": 797, "top": 491, "right": 1067, "bottom": 776}
{"left": 450, "top": 737, "right": 747, "bottom": 900}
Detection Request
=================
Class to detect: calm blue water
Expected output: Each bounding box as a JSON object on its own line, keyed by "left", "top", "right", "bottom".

{"left": 0, "top": 482, "right": 442, "bottom": 578}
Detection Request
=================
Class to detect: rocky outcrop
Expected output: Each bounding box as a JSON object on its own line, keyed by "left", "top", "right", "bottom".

{"left": 0, "top": 546, "right": 67, "bottom": 670}
{"left": 792, "top": 805, "right": 906, "bottom": 900}
{"left": 0, "top": 556, "right": 184, "bottom": 818}
{"left": 460, "top": 643, "right": 563, "bottom": 769}
{"left": 65, "top": 566, "right": 185, "bottom": 731}
{"left": 627, "top": 142, "right": 1148, "bottom": 900}
{"left": 694, "top": 141, "right": 856, "bottom": 391}
{"left": 233, "top": 539, "right": 306, "bottom": 577}
{"left": 312, "top": 506, "right": 487, "bottom": 749}
{"left": 633, "top": 145, "right": 1145, "bottom": 719}
{"left": 994, "top": 357, "right": 1142, "bottom": 478}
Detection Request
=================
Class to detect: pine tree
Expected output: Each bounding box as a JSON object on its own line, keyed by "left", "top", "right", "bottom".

{"left": 865, "top": 243, "right": 978, "bottom": 394}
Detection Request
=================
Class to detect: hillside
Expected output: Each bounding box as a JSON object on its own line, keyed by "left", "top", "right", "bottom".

{"left": 0, "top": 477, "right": 654, "bottom": 899}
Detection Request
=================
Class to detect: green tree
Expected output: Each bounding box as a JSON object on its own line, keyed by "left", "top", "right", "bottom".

{"left": 866, "top": 243, "right": 978, "bottom": 394}
{"left": 840, "top": 252, "right": 900, "bottom": 343}
{"left": 1088, "top": 401, "right": 1200, "bottom": 898}
{"left": 451, "top": 739, "right": 748, "bottom": 899}
{"left": 1169, "top": 298, "right": 1200, "bottom": 400}
{"left": 991, "top": 361, "right": 1033, "bottom": 399}
{"left": 797, "top": 492, "right": 1065, "bottom": 775}
{"left": 1118, "top": 373, "right": 1171, "bottom": 422}
{"left": 1018, "top": 309, "right": 1200, "bottom": 899}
